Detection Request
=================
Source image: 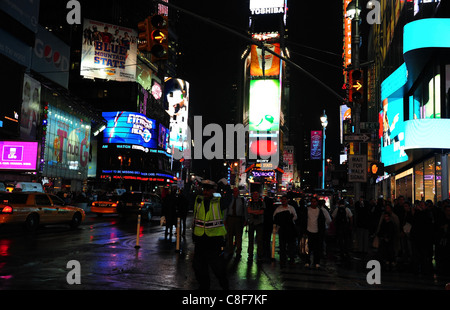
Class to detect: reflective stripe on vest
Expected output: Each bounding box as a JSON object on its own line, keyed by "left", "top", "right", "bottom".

{"left": 193, "top": 196, "right": 227, "bottom": 237}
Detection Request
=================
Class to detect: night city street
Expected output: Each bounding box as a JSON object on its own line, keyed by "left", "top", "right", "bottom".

{"left": 1, "top": 212, "right": 449, "bottom": 291}
{"left": 1, "top": 0, "right": 450, "bottom": 305}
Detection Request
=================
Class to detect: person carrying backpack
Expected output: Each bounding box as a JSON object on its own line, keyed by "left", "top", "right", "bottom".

{"left": 332, "top": 199, "right": 353, "bottom": 263}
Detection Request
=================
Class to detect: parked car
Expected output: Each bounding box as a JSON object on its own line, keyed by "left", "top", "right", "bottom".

{"left": 91, "top": 193, "right": 121, "bottom": 216}
{"left": 116, "top": 191, "right": 162, "bottom": 221}
{"left": 0, "top": 192, "right": 85, "bottom": 231}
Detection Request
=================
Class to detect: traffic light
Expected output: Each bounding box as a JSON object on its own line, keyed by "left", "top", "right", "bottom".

{"left": 149, "top": 14, "right": 169, "bottom": 61}
{"left": 350, "top": 69, "right": 364, "bottom": 103}
{"left": 369, "top": 162, "right": 384, "bottom": 176}
{"left": 138, "top": 17, "right": 152, "bottom": 52}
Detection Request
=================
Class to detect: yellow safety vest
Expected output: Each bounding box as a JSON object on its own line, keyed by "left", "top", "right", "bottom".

{"left": 193, "top": 195, "right": 227, "bottom": 237}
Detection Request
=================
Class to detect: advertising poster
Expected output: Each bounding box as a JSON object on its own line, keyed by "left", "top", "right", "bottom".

{"left": 21, "top": 74, "right": 41, "bottom": 140}
{"left": 32, "top": 25, "right": 70, "bottom": 89}
{"left": 0, "top": 141, "right": 38, "bottom": 171}
{"left": 282, "top": 145, "right": 294, "bottom": 186}
{"left": 250, "top": 43, "right": 281, "bottom": 76}
{"left": 158, "top": 123, "right": 170, "bottom": 153}
{"left": 102, "top": 111, "right": 157, "bottom": 150}
{"left": 340, "top": 104, "right": 351, "bottom": 144}
{"left": 164, "top": 78, "right": 190, "bottom": 152}
{"left": 248, "top": 79, "right": 281, "bottom": 132}
{"left": 44, "top": 105, "right": 91, "bottom": 179}
{"left": 80, "top": 19, "right": 137, "bottom": 82}
{"left": 310, "top": 130, "right": 322, "bottom": 160}
{"left": 380, "top": 97, "right": 407, "bottom": 166}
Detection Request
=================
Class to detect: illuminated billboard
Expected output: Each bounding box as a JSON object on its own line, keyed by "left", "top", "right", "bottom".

{"left": 343, "top": 0, "right": 352, "bottom": 68}
{"left": 250, "top": 0, "right": 285, "bottom": 15}
{"left": 21, "top": 74, "right": 41, "bottom": 140}
{"left": 0, "top": 141, "right": 38, "bottom": 171}
{"left": 43, "top": 105, "right": 91, "bottom": 179}
{"left": 250, "top": 43, "right": 281, "bottom": 76}
{"left": 380, "top": 98, "right": 407, "bottom": 167}
{"left": 248, "top": 79, "right": 280, "bottom": 168}
{"left": 164, "top": 78, "right": 190, "bottom": 152}
{"left": 248, "top": 79, "right": 281, "bottom": 132}
{"left": 80, "top": 19, "right": 137, "bottom": 82}
{"left": 158, "top": 123, "right": 170, "bottom": 153}
{"left": 102, "top": 111, "right": 157, "bottom": 150}
{"left": 380, "top": 63, "right": 408, "bottom": 167}
{"left": 310, "top": 131, "right": 322, "bottom": 160}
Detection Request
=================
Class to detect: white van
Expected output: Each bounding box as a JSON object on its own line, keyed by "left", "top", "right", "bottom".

{"left": 14, "top": 182, "right": 44, "bottom": 193}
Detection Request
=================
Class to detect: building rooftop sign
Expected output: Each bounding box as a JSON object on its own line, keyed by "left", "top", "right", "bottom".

{"left": 250, "top": 0, "right": 285, "bottom": 15}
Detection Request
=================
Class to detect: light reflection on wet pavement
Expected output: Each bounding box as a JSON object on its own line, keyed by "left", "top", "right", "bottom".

{"left": 0, "top": 213, "right": 449, "bottom": 290}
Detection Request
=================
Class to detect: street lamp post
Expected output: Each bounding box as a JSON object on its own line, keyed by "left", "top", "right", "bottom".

{"left": 320, "top": 110, "right": 328, "bottom": 189}
{"left": 347, "top": 0, "right": 362, "bottom": 200}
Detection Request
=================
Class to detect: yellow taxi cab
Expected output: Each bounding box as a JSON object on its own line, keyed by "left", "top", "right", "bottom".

{"left": 0, "top": 191, "right": 86, "bottom": 231}
{"left": 91, "top": 193, "right": 120, "bottom": 216}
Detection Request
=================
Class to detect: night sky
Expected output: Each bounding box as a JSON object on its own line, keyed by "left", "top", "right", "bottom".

{"left": 170, "top": 0, "right": 344, "bottom": 180}
{"left": 39, "top": 0, "right": 345, "bottom": 182}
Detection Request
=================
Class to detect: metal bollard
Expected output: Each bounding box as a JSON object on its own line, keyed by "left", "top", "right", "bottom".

{"left": 135, "top": 212, "right": 141, "bottom": 249}
{"left": 271, "top": 224, "right": 277, "bottom": 260}
{"left": 176, "top": 217, "right": 181, "bottom": 251}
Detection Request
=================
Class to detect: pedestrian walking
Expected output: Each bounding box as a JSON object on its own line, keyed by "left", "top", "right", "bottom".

{"left": 299, "top": 196, "right": 332, "bottom": 269}
{"left": 332, "top": 199, "right": 353, "bottom": 263}
{"left": 224, "top": 187, "right": 247, "bottom": 259}
{"left": 273, "top": 195, "right": 297, "bottom": 267}
{"left": 435, "top": 202, "right": 450, "bottom": 276}
{"left": 192, "top": 180, "right": 231, "bottom": 290}
{"left": 410, "top": 200, "right": 434, "bottom": 275}
{"left": 162, "top": 187, "right": 178, "bottom": 239}
{"left": 247, "top": 191, "right": 265, "bottom": 263}
{"left": 176, "top": 189, "right": 189, "bottom": 236}
{"left": 398, "top": 200, "right": 414, "bottom": 270}
{"left": 354, "top": 196, "right": 370, "bottom": 255}
{"left": 262, "top": 193, "right": 276, "bottom": 261}
{"left": 377, "top": 212, "right": 397, "bottom": 270}
{"left": 375, "top": 202, "right": 401, "bottom": 262}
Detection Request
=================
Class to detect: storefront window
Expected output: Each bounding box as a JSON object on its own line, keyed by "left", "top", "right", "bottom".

{"left": 415, "top": 162, "right": 423, "bottom": 201}
{"left": 424, "top": 157, "right": 435, "bottom": 202}
{"left": 396, "top": 174, "right": 412, "bottom": 202}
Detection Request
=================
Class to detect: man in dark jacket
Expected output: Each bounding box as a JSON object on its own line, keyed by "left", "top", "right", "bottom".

{"left": 410, "top": 200, "right": 434, "bottom": 274}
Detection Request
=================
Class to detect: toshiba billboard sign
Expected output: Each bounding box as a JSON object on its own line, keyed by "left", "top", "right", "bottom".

{"left": 250, "top": 0, "right": 285, "bottom": 15}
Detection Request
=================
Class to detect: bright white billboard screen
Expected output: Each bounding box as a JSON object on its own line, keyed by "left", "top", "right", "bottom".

{"left": 80, "top": 19, "right": 137, "bottom": 82}
{"left": 249, "top": 79, "right": 281, "bottom": 132}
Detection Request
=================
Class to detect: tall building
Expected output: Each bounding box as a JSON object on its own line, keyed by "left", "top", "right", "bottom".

{"left": 0, "top": 0, "right": 186, "bottom": 194}
{"left": 360, "top": 0, "right": 449, "bottom": 202}
{"left": 0, "top": 1, "right": 104, "bottom": 193}
{"left": 240, "top": 0, "right": 292, "bottom": 194}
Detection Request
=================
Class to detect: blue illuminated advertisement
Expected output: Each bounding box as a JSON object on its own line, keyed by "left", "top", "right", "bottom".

{"left": 102, "top": 111, "right": 157, "bottom": 149}
{"left": 380, "top": 64, "right": 409, "bottom": 167}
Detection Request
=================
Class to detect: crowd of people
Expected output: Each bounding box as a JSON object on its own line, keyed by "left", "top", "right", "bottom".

{"left": 51, "top": 185, "right": 450, "bottom": 281}
{"left": 201, "top": 186, "right": 450, "bottom": 278}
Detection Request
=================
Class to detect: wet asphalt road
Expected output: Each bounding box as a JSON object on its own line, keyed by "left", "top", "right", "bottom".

{"left": 0, "top": 211, "right": 449, "bottom": 294}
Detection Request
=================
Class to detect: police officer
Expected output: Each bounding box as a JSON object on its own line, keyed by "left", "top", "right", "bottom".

{"left": 192, "top": 180, "right": 231, "bottom": 290}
